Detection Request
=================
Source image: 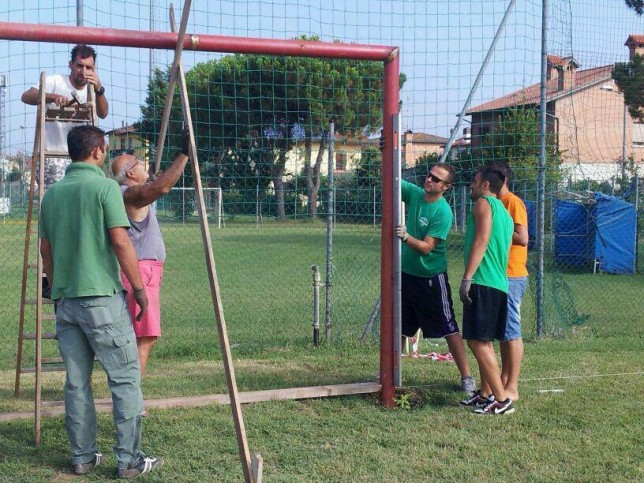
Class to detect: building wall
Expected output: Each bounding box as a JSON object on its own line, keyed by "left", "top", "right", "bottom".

{"left": 282, "top": 140, "right": 365, "bottom": 180}
{"left": 555, "top": 80, "right": 644, "bottom": 165}
{"left": 563, "top": 162, "right": 638, "bottom": 183}
{"left": 402, "top": 142, "right": 443, "bottom": 167}
{"left": 283, "top": 136, "right": 446, "bottom": 178}
{"left": 107, "top": 132, "right": 148, "bottom": 161}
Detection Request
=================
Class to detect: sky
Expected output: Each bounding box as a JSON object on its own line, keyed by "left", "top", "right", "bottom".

{"left": 0, "top": 0, "right": 641, "bottom": 155}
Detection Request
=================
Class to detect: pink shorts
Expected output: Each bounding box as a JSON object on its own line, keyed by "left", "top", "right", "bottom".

{"left": 121, "top": 260, "right": 164, "bottom": 338}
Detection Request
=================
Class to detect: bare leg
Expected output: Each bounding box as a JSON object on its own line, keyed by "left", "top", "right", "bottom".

{"left": 445, "top": 333, "right": 471, "bottom": 379}
{"left": 467, "top": 339, "right": 507, "bottom": 402}
{"left": 136, "top": 336, "right": 158, "bottom": 376}
{"left": 500, "top": 338, "right": 524, "bottom": 401}
{"left": 480, "top": 376, "right": 491, "bottom": 398}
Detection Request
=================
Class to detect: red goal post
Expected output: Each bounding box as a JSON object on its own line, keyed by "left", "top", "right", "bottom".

{"left": 0, "top": 20, "right": 400, "bottom": 407}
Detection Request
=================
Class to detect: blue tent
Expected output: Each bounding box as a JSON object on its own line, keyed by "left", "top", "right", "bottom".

{"left": 554, "top": 193, "right": 637, "bottom": 274}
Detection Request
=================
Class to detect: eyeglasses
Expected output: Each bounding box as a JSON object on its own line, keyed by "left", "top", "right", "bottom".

{"left": 427, "top": 173, "right": 448, "bottom": 184}
{"left": 124, "top": 159, "right": 145, "bottom": 172}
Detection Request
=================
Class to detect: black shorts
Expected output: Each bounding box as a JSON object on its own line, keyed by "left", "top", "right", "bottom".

{"left": 462, "top": 284, "right": 508, "bottom": 341}
{"left": 401, "top": 272, "right": 460, "bottom": 339}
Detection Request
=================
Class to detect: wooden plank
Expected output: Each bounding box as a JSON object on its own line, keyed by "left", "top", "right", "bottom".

{"left": 25, "top": 298, "right": 55, "bottom": 305}
{"left": 45, "top": 105, "right": 93, "bottom": 121}
{"left": 168, "top": 4, "right": 254, "bottom": 481}
{"left": 151, "top": 0, "right": 192, "bottom": 175}
{"left": 251, "top": 453, "right": 263, "bottom": 483}
{"left": 21, "top": 332, "right": 56, "bottom": 340}
{"left": 21, "top": 365, "right": 65, "bottom": 374}
{"left": 2, "top": 383, "right": 382, "bottom": 422}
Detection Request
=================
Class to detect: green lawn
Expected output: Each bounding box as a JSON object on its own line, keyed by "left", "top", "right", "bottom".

{"left": 0, "top": 220, "right": 642, "bottom": 481}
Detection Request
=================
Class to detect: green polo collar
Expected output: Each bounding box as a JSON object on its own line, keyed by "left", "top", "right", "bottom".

{"left": 64, "top": 162, "right": 106, "bottom": 178}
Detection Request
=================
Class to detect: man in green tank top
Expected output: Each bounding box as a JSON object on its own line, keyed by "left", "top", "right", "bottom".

{"left": 459, "top": 165, "right": 515, "bottom": 415}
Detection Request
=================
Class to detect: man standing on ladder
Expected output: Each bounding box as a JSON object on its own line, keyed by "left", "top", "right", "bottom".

{"left": 39, "top": 125, "right": 164, "bottom": 478}
{"left": 21, "top": 44, "right": 109, "bottom": 189}
{"left": 395, "top": 163, "right": 477, "bottom": 394}
{"left": 110, "top": 129, "right": 190, "bottom": 377}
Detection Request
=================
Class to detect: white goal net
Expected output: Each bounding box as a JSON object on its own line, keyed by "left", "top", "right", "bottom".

{"left": 160, "top": 187, "right": 224, "bottom": 228}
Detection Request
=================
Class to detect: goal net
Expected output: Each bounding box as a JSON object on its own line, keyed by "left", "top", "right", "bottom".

{"left": 159, "top": 186, "right": 224, "bottom": 228}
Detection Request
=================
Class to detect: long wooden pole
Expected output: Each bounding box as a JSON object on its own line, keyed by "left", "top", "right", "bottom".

{"left": 152, "top": 0, "right": 192, "bottom": 174}
{"left": 169, "top": 5, "right": 254, "bottom": 482}
{"left": 34, "top": 71, "right": 47, "bottom": 445}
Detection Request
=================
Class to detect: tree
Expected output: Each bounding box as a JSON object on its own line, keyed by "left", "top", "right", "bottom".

{"left": 460, "top": 107, "right": 563, "bottom": 190}
{"left": 625, "top": 0, "right": 643, "bottom": 15}
{"left": 138, "top": 42, "right": 405, "bottom": 218}
{"left": 612, "top": 54, "right": 644, "bottom": 122}
{"left": 6, "top": 167, "right": 21, "bottom": 183}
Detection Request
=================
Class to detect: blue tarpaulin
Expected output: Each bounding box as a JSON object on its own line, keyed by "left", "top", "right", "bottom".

{"left": 523, "top": 200, "right": 536, "bottom": 250}
{"left": 554, "top": 193, "right": 637, "bottom": 274}
{"left": 591, "top": 193, "right": 637, "bottom": 274}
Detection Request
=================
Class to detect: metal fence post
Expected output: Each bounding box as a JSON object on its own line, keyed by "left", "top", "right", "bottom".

{"left": 311, "top": 265, "right": 320, "bottom": 346}
{"left": 536, "top": 0, "right": 549, "bottom": 338}
{"left": 324, "top": 122, "right": 335, "bottom": 341}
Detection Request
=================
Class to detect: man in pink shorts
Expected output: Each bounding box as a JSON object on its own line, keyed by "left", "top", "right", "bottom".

{"left": 110, "top": 129, "right": 190, "bottom": 375}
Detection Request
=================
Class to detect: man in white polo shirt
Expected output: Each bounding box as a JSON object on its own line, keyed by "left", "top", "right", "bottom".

{"left": 22, "top": 44, "right": 109, "bottom": 188}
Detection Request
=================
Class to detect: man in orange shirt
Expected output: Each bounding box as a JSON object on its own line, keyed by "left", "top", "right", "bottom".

{"left": 494, "top": 162, "right": 528, "bottom": 400}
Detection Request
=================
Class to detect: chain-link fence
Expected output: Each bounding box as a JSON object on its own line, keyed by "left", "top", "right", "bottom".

{"left": 0, "top": 1, "right": 643, "bottom": 413}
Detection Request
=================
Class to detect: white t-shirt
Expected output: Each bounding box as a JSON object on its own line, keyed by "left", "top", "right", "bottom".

{"left": 34, "top": 74, "right": 88, "bottom": 154}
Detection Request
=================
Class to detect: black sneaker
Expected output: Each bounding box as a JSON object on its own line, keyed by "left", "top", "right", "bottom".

{"left": 460, "top": 390, "right": 493, "bottom": 407}
{"left": 474, "top": 397, "right": 515, "bottom": 415}
{"left": 73, "top": 452, "right": 102, "bottom": 475}
{"left": 118, "top": 457, "right": 164, "bottom": 479}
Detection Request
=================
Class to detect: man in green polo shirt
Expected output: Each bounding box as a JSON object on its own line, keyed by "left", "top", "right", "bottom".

{"left": 395, "top": 163, "right": 476, "bottom": 393}
{"left": 39, "top": 125, "right": 164, "bottom": 478}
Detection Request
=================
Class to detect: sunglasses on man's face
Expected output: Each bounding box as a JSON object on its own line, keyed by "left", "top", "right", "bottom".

{"left": 427, "top": 173, "right": 447, "bottom": 184}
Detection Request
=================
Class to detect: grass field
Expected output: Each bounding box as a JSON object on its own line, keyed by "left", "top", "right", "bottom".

{"left": 0, "top": 220, "right": 642, "bottom": 481}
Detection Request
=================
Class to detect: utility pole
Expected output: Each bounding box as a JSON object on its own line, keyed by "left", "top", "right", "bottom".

{"left": 0, "top": 74, "right": 6, "bottom": 159}
{"left": 77, "top": 0, "right": 83, "bottom": 26}
{"left": 20, "top": 125, "right": 26, "bottom": 205}
{"left": 150, "top": 0, "right": 157, "bottom": 79}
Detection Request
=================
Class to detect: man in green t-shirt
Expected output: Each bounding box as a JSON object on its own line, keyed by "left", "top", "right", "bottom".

{"left": 459, "top": 165, "right": 515, "bottom": 415}
{"left": 39, "top": 125, "right": 164, "bottom": 478}
{"left": 395, "top": 163, "right": 476, "bottom": 393}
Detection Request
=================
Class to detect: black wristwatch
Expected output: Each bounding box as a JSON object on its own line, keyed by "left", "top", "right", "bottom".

{"left": 95, "top": 85, "right": 105, "bottom": 96}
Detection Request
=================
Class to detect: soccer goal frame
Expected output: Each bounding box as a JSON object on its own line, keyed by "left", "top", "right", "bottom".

{"left": 0, "top": 19, "right": 400, "bottom": 404}
{"left": 167, "top": 186, "right": 224, "bottom": 228}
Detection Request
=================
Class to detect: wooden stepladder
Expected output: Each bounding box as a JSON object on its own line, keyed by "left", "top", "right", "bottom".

{"left": 14, "top": 72, "right": 98, "bottom": 445}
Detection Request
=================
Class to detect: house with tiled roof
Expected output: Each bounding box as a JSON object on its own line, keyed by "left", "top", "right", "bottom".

{"left": 283, "top": 128, "right": 448, "bottom": 179}
{"left": 400, "top": 130, "right": 448, "bottom": 168}
{"left": 106, "top": 123, "right": 149, "bottom": 163}
{"left": 363, "top": 128, "right": 449, "bottom": 168}
{"left": 466, "top": 35, "right": 644, "bottom": 180}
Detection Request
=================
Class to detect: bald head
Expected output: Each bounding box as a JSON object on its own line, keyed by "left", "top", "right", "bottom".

{"left": 111, "top": 154, "right": 137, "bottom": 184}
